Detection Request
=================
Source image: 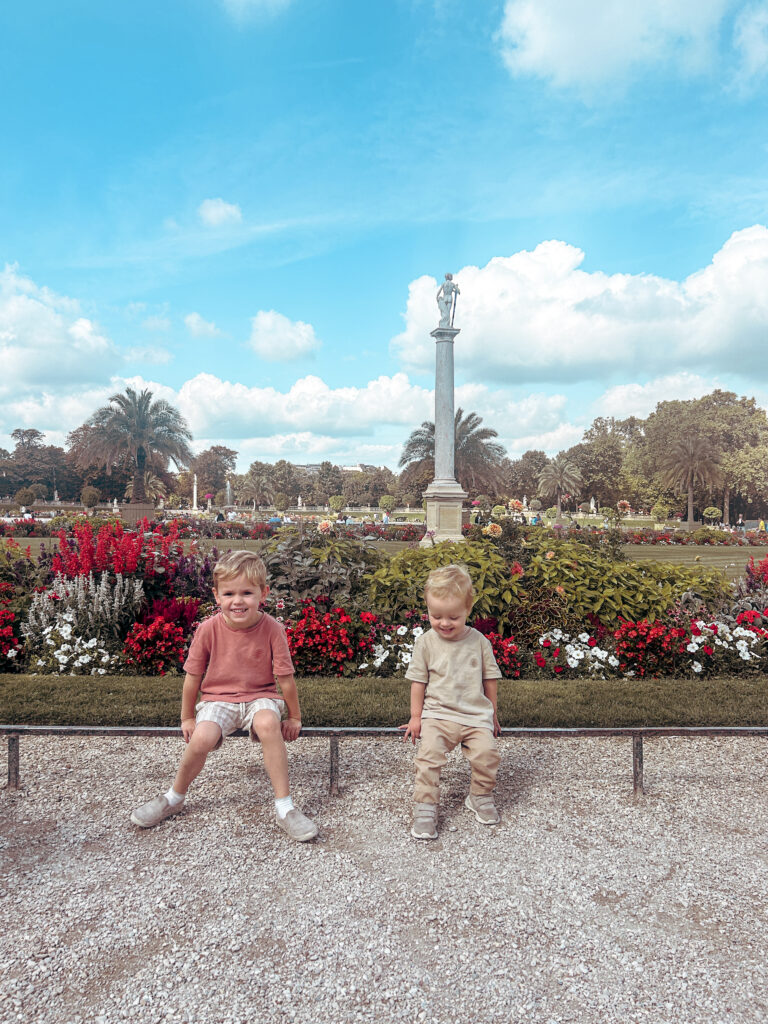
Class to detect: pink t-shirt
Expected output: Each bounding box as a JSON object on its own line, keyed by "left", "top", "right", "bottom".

{"left": 183, "top": 612, "right": 294, "bottom": 702}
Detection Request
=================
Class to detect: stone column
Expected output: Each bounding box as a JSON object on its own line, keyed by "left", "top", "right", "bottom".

{"left": 420, "top": 325, "right": 467, "bottom": 546}
{"left": 193, "top": 473, "right": 198, "bottom": 511}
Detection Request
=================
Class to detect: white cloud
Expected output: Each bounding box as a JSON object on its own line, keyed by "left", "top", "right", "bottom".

{"left": 391, "top": 227, "right": 768, "bottom": 386}
{"left": 247, "top": 310, "right": 321, "bottom": 360}
{"left": 498, "top": 0, "right": 730, "bottom": 90}
{"left": 176, "top": 372, "right": 431, "bottom": 438}
{"left": 197, "top": 197, "right": 242, "bottom": 227}
{"left": 595, "top": 372, "right": 716, "bottom": 419}
{"left": 505, "top": 422, "right": 586, "bottom": 459}
{"left": 0, "top": 264, "right": 120, "bottom": 397}
{"left": 141, "top": 315, "right": 171, "bottom": 332}
{"left": 184, "top": 312, "right": 221, "bottom": 337}
{"left": 732, "top": 2, "right": 768, "bottom": 91}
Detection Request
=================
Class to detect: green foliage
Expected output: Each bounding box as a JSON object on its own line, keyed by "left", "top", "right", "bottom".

{"left": 329, "top": 494, "right": 346, "bottom": 513}
{"left": 491, "top": 505, "right": 506, "bottom": 518}
{"left": 703, "top": 506, "right": 722, "bottom": 524}
{"left": 521, "top": 534, "right": 731, "bottom": 625}
{"left": 273, "top": 491, "right": 290, "bottom": 512}
{"left": 650, "top": 498, "right": 674, "bottom": 521}
{"left": 80, "top": 485, "right": 101, "bottom": 508}
{"left": 365, "top": 541, "right": 523, "bottom": 630}
{"left": 378, "top": 494, "right": 397, "bottom": 513}
{"left": 14, "top": 487, "right": 35, "bottom": 507}
{"left": 261, "top": 531, "right": 381, "bottom": 616}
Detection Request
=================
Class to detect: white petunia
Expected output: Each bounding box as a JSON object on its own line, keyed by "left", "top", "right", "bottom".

{"left": 396, "top": 625, "right": 408, "bottom": 636}
{"left": 692, "top": 661, "right": 702, "bottom": 673}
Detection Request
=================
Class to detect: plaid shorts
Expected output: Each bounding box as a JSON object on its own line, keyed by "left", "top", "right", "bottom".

{"left": 196, "top": 698, "right": 285, "bottom": 748}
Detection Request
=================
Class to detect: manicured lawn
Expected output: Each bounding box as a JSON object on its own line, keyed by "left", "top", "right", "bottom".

{"left": 624, "top": 544, "right": 767, "bottom": 580}
{"left": 2, "top": 674, "right": 767, "bottom": 728}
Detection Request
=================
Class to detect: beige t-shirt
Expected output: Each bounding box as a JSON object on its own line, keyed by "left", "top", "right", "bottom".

{"left": 405, "top": 627, "right": 501, "bottom": 730}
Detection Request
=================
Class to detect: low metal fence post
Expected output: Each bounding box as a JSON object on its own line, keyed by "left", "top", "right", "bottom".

{"left": 329, "top": 736, "right": 340, "bottom": 796}
{"left": 7, "top": 735, "right": 20, "bottom": 790}
{"left": 632, "top": 733, "right": 644, "bottom": 795}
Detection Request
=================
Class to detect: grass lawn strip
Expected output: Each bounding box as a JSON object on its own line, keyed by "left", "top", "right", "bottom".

{"left": 2, "top": 674, "right": 767, "bottom": 729}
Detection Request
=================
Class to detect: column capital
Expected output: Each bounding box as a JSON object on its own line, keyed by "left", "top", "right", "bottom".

{"left": 430, "top": 327, "right": 461, "bottom": 343}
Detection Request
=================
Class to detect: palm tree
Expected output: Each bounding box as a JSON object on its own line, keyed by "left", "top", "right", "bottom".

{"left": 70, "top": 388, "right": 193, "bottom": 503}
{"left": 125, "top": 471, "right": 167, "bottom": 502}
{"left": 398, "top": 408, "right": 507, "bottom": 496}
{"left": 658, "top": 434, "right": 723, "bottom": 530}
{"left": 238, "top": 469, "right": 275, "bottom": 511}
{"left": 537, "top": 455, "right": 583, "bottom": 519}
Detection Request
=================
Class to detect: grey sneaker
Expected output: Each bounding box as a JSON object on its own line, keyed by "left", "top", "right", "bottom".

{"left": 277, "top": 807, "right": 318, "bottom": 842}
{"left": 411, "top": 802, "right": 438, "bottom": 840}
{"left": 131, "top": 794, "right": 183, "bottom": 828}
{"left": 465, "top": 793, "right": 500, "bottom": 825}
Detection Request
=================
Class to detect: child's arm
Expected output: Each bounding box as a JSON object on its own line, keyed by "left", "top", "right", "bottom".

{"left": 400, "top": 681, "right": 426, "bottom": 744}
{"left": 276, "top": 674, "right": 302, "bottom": 742}
{"left": 483, "top": 678, "right": 501, "bottom": 737}
{"left": 180, "top": 673, "right": 203, "bottom": 742}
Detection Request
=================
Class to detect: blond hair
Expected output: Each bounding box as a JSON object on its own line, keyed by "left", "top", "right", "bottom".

{"left": 212, "top": 550, "right": 268, "bottom": 589}
{"left": 423, "top": 564, "right": 474, "bottom": 609}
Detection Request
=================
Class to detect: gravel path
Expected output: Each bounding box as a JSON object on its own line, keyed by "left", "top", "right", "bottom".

{"left": 2, "top": 734, "right": 768, "bottom": 1024}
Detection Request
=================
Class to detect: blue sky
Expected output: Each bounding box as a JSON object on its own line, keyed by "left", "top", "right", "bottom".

{"left": 3, "top": 0, "right": 768, "bottom": 472}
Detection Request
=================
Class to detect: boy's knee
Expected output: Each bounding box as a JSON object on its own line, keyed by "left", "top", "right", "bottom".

{"left": 188, "top": 723, "right": 221, "bottom": 754}
{"left": 250, "top": 711, "right": 281, "bottom": 741}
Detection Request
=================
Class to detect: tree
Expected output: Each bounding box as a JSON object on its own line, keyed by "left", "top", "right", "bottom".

{"left": 191, "top": 446, "right": 238, "bottom": 496}
{"left": 80, "top": 485, "right": 101, "bottom": 508}
{"left": 398, "top": 408, "right": 507, "bottom": 497}
{"left": 506, "top": 450, "right": 548, "bottom": 501}
{"left": 69, "top": 387, "right": 193, "bottom": 503}
{"left": 329, "top": 495, "right": 346, "bottom": 514}
{"left": 125, "top": 473, "right": 167, "bottom": 502}
{"left": 537, "top": 455, "right": 583, "bottom": 519}
{"left": 658, "top": 434, "right": 723, "bottom": 530}
{"left": 238, "top": 463, "right": 275, "bottom": 510}
{"left": 379, "top": 495, "right": 397, "bottom": 513}
{"left": 313, "top": 461, "right": 344, "bottom": 505}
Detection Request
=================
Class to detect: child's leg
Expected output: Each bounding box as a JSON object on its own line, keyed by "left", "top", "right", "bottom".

{"left": 250, "top": 709, "right": 290, "bottom": 799}
{"left": 413, "top": 719, "right": 460, "bottom": 803}
{"left": 172, "top": 721, "right": 223, "bottom": 795}
{"left": 461, "top": 727, "right": 500, "bottom": 795}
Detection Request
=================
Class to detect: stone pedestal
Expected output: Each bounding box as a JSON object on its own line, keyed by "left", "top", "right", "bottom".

{"left": 422, "top": 481, "right": 468, "bottom": 545}
{"left": 119, "top": 502, "right": 155, "bottom": 526}
{"left": 420, "top": 324, "right": 467, "bottom": 546}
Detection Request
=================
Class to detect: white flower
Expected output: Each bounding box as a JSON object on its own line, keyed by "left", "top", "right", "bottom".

{"left": 400, "top": 652, "right": 412, "bottom": 665}
{"left": 567, "top": 657, "right": 578, "bottom": 668}
{"left": 412, "top": 627, "right": 424, "bottom": 638}
{"left": 686, "top": 642, "right": 698, "bottom": 653}
{"left": 578, "top": 633, "right": 590, "bottom": 644}
{"left": 608, "top": 656, "right": 619, "bottom": 668}
{"left": 396, "top": 625, "right": 408, "bottom": 636}
{"left": 358, "top": 662, "right": 369, "bottom": 671}
{"left": 692, "top": 661, "right": 702, "bottom": 673}
{"left": 97, "top": 668, "right": 106, "bottom": 675}
{"left": 86, "top": 638, "right": 98, "bottom": 648}
{"left": 36, "top": 659, "right": 44, "bottom": 666}
{"left": 6, "top": 647, "right": 17, "bottom": 658}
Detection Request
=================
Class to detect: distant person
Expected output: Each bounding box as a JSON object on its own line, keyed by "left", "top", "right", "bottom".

{"left": 401, "top": 564, "right": 502, "bottom": 841}
{"left": 131, "top": 550, "right": 318, "bottom": 842}
{"left": 760, "top": 519, "right": 765, "bottom": 533}
{"left": 737, "top": 515, "right": 746, "bottom": 532}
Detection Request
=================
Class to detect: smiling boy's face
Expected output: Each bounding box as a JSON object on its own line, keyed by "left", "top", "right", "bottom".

{"left": 213, "top": 572, "right": 269, "bottom": 630}
{"left": 426, "top": 593, "right": 471, "bottom": 642}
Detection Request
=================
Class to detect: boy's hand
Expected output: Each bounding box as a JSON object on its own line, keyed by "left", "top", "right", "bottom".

{"left": 493, "top": 713, "right": 501, "bottom": 738}
{"left": 281, "top": 717, "right": 302, "bottom": 742}
{"left": 399, "top": 716, "right": 421, "bottom": 744}
{"left": 181, "top": 718, "right": 196, "bottom": 743}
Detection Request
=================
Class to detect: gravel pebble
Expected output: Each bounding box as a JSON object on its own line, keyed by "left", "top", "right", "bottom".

{"left": 2, "top": 734, "right": 768, "bottom": 1023}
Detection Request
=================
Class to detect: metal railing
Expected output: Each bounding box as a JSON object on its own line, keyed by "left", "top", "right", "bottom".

{"left": 3, "top": 724, "right": 768, "bottom": 798}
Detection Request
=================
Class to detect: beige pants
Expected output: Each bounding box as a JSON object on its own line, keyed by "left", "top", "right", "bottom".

{"left": 413, "top": 718, "right": 500, "bottom": 805}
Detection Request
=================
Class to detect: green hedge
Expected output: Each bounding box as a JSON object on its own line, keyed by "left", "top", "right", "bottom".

{"left": 2, "top": 674, "right": 767, "bottom": 728}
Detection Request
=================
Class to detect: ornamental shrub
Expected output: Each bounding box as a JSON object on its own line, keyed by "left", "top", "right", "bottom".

{"left": 365, "top": 541, "right": 523, "bottom": 634}
{"left": 122, "top": 617, "right": 187, "bottom": 676}
{"left": 284, "top": 599, "right": 357, "bottom": 676}
{"left": 0, "top": 581, "right": 20, "bottom": 667}
{"left": 612, "top": 619, "right": 692, "bottom": 677}
{"left": 22, "top": 572, "right": 145, "bottom": 650}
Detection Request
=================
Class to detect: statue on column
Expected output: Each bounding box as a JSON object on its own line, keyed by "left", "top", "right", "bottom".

{"left": 436, "top": 273, "right": 460, "bottom": 328}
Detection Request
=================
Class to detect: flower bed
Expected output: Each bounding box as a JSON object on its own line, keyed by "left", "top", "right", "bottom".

{"left": 3, "top": 522, "right": 768, "bottom": 681}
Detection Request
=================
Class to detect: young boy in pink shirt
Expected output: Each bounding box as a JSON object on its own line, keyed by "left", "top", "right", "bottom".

{"left": 131, "top": 550, "right": 317, "bottom": 842}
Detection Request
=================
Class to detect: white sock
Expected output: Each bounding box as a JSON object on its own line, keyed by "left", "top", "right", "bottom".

{"left": 275, "top": 795, "right": 295, "bottom": 818}
{"left": 165, "top": 787, "right": 185, "bottom": 806}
